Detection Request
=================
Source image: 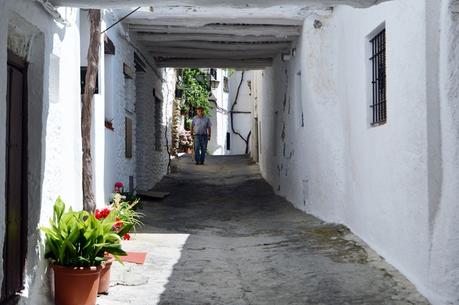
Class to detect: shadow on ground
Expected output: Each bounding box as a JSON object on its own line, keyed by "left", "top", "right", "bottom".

{"left": 98, "top": 155, "right": 430, "bottom": 305}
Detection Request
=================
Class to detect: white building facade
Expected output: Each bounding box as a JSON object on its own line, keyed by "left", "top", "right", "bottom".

{"left": 1, "top": 0, "right": 459, "bottom": 304}
{"left": 0, "top": 1, "right": 175, "bottom": 303}
{"left": 208, "top": 69, "right": 255, "bottom": 156}
{"left": 250, "top": 0, "right": 459, "bottom": 304}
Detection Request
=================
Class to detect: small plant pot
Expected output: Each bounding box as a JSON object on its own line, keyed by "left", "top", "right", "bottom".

{"left": 53, "top": 264, "right": 101, "bottom": 305}
{"left": 98, "top": 255, "right": 115, "bottom": 294}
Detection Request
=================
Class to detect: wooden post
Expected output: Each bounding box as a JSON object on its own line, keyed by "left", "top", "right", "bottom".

{"left": 81, "top": 9, "right": 101, "bottom": 212}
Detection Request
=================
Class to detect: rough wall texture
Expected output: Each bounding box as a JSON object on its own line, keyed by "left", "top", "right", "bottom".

{"left": 255, "top": 0, "right": 458, "bottom": 303}
{"left": 0, "top": 2, "right": 83, "bottom": 304}
{"left": 334, "top": 1, "right": 431, "bottom": 300}
{"left": 101, "top": 12, "right": 137, "bottom": 199}
{"left": 208, "top": 69, "right": 254, "bottom": 156}
{"left": 135, "top": 67, "right": 176, "bottom": 191}
{"left": 208, "top": 69, "right": 229, "bottom": 155}
{"left": 427, "top": 0, "right": 459, "bottom": 303}
{"left": 257, "top": 17, "right": 346, "bottom": 224}
{"left": 227, "top": 71, "right": 254, "bottom": 155}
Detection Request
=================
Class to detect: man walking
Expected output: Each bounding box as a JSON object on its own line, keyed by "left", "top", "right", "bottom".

{"left": 191, "top": 106, "right": 212, "bottom": 165}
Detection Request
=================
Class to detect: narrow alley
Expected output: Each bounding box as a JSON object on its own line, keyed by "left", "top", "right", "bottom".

{"left": 99, "top": 155, "right": 429, "bottom": 305}
{"left": 2, "top": 0, "right": 459, "bottom": 304}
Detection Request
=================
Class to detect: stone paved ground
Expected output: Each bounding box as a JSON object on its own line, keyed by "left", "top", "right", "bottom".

{"left": 98, "top": 155, "right": 430, "bottom": 305}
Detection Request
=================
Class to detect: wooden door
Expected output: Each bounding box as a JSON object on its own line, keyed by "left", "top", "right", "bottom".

{"left": 1, "top": 53, "right": 27, "bottom": 305}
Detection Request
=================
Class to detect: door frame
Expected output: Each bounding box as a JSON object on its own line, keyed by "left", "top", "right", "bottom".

{"left": 1, "top": 50, "right": 28, "bottom": 305}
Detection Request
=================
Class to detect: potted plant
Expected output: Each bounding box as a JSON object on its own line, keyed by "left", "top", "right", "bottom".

{"left": 41, "top": 197, "right": 126, "bottom": 305}
{"left": 95, "top": 195, "right": 143, "bottom": 294}
{"left": 109, "top": 193, "right": 143, "bottom": 239}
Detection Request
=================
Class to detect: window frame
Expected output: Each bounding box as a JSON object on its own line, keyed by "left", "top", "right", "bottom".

{"left": 367, "top": 25, "right": 387, "bottom": 127}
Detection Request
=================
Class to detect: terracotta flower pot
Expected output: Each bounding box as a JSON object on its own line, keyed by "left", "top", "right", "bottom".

{"left": 98, "top": 255, "right": 115, "bottom": 294}
{"left": 52, "top": 264, "right": 101, "bottom": 305}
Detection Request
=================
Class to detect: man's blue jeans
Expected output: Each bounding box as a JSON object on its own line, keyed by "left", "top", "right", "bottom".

{"left": 194, "top": 134, "right": 208, "bottom": 163}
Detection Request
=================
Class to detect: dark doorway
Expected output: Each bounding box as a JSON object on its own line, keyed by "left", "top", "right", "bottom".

{"left": 1, "top": 52, "right": 28, "bottom": 305}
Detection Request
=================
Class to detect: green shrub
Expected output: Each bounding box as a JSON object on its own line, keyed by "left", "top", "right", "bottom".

{"left": 41, "top": 197, "right": 127, "bottom": 267}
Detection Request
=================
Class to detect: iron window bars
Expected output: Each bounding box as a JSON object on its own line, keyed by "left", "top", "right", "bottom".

{"left": 370, "top": 29, "right": 386, "bottom": 125}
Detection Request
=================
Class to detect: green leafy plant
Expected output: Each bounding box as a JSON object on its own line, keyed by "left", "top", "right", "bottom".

{"left": 111, "top": 194, "right": 143, "bottom": 233}
{"left": 41, "top": 197, "right": 126, "bottom": 267}
{"left": 98, "top": 194, "right": 143, "bottom": 241}
{"left": 181, "top": 69, "right": 212, "bottom": 115}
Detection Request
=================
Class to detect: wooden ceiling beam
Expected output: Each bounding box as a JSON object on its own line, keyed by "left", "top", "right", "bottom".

{"left": 143, "top": 41, "right": 291, "bottom": 51}
{"left": 147, "top": 48, "right": 278, "bottom": 58}
{"left": 146, "top": 48, "right": 278, "bottom": 58}
{"left": 134, "top": 32, "right": 298, "bottom": 43}
{"left": 129, "top": 24, "right": 302, "bottom": 37}
{"left": 155, "top": 58, "right": 273, "bottom": 69}
{"left": 51, "top": 0, "right": 389, "bottom": 9}
{"left": 125, "top": 16, "right": 304, "bottom": 27}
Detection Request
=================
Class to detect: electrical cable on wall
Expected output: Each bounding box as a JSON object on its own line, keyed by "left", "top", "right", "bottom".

{"left": 230, "top": 71, "right": 252, "bottom": 154}
{"left": 101, "top": 7, "right": 141, "bottom": 34}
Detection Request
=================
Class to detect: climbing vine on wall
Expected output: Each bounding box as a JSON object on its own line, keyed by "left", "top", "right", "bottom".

{"left": 180, "top": 68, "right": 212, "bottom": 115}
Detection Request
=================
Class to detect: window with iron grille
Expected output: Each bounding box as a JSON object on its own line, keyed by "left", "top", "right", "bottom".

{"left": 369, "top": 28, "right": 386, "bottom": 125}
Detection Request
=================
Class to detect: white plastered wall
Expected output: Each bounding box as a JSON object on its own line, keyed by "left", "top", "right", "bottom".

{"left": 135, "top": 65, "right": 176, "bottom": 191}
{"left": 0, "top": 1, "right": 83, "bottom": 303}
{"left": 207, "top": 69, "right": 253, "bottom": 156}
{"left": 208, "top": 69, "right": 229, "bottom": 155}
{"left": 227, "top": 70, "right": 254, "bottom": 155}
{"left": 426, "top": 0, "right": 459, "bottom": 303}
{"left": 99, "top": 11, "right": 137, "bottom": 200}
{"left": 255, "top": 0, "right": 459, "bottom": 303}
{"left": 334, "top": 0, "right": 431, "bottom": 300}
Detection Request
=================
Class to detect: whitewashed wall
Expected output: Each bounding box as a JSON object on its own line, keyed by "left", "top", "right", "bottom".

{"left": 427, "top": 0, "right": 459, "bottom": 303}
{"left": 255, "top": 0, "right": 459, "bottom": 303}
{"left": 208, "top": 69, "right": 229, "bottom": 155}
{"left": 0, "top": 1, "right": 83, "bottom": 304}
{"left": 135, "top": 66, "right": 176, "bottom": 191}
{"left": 207, "top": 69, "right": 253, "bottom": 156}
{"left": 0, "top": 5, "right": 178, "bottom": 305}
{"left": 99, "top": 11, "right": 137, "bottom": 201}
{"left": 227, "top": 71, "right": 254, "bottom": 155}
{"left": 99, "top": 11, "right": 176, "bottom": 195}
{"left": 334, "top": 1, "right": 431, "bottom": 300}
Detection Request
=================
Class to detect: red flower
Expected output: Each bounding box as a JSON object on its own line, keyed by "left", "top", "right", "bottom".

{"left": 95, "top": 208, "right": 111, "bottom": 220}
{"left": 101, "top": 208, "right": 110, "bottom": 218}
{"left": 122, "top": 233, "right": 131, "bottom": 240}
{"left": 114, "top": 182, "right": 124, "bottom": 188}
{"left": 114, "top": 217, "right": 123, "bottom": 229}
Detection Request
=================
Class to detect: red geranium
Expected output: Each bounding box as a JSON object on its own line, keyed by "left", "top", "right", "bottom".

{"left": 113, "top": 217, "right": 123, "bottom": 229}
{"left": 95, "top": 208, "right": 111, "bottom": 220}
{"left": 122, "top": 233, "right": 131, "bottom": 240}
{"left": 114, "top": 182, "right": 124, "bottom": 188}
{"left": 114, "top": 182, "right": 124, "bottom": 193}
